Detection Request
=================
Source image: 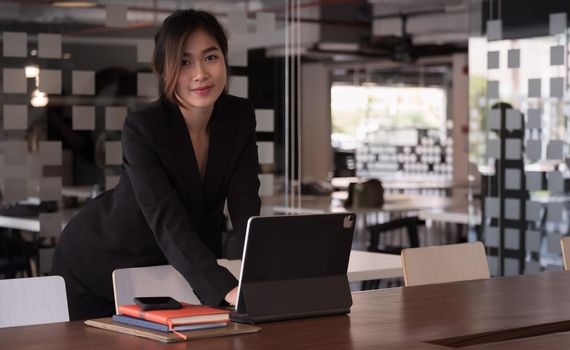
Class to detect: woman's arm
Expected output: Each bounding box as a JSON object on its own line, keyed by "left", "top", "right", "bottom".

{"left": 121, "top": 111, "right": 237, "bottom": 306}
{"left": 226, "top": 102, "right": 262, "bottom": 254}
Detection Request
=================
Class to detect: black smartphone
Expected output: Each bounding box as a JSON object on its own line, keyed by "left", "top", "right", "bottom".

{"left": 133, "top": 296, "right": 182, "bottom": 311}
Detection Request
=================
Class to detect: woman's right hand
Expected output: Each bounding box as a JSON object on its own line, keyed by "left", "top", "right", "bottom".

{"left": 224, "top": 287, "right": 238, "bottom": 306}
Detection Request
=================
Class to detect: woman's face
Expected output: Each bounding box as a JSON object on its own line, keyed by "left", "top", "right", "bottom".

{"left": 175, "top": 29, "right": 227, "bottom": 111}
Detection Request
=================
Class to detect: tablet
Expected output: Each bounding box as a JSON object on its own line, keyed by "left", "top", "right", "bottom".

{"left": 232, "top": 213, "right": 355, "bottom": 323}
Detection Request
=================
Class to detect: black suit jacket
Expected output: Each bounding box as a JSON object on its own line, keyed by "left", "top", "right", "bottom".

{"left": 53, "top": 94, "right": 261, "bottom": 315}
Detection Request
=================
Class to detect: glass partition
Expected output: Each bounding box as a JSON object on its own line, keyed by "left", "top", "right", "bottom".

{"left": 0, "top": 1, "right": 293, "bottom": 274}
{"left": 469, "top": 1, "right": 570, "bottom": 275}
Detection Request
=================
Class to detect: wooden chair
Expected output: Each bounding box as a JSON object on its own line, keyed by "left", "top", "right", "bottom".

{"left": 112, "top": 259, "right": 240, "bottom": 313}
{"left": 0, "top": 230, "right": 35, "bottom": 278}
{"left": 367, "top": 216, "right": 424, "bottom": 254}
{"left": 363, "top": 216, "right": 424, "bottom": 289}
{"left": 401, "top": 241, "right": 490, "bottom": 287}
{"left": 0, "top": 276, "right": 69, "bottom": 328}
{"left": 561, "top": 237, "right": 570, "bottom": 271}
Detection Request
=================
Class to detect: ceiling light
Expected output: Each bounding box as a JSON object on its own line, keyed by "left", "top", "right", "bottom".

{"left": 31, "top": 89, "right": 49, "bottom": 108}
{"left": 25, "top": 65, "right": 39, "bottom": 79}
{"left": 51, "top": 1, "right": 97, "bottom": 8}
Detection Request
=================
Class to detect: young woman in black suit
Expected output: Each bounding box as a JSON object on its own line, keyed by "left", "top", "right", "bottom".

{"left": 52, "top": 9, "right": 261, "bottom": 320}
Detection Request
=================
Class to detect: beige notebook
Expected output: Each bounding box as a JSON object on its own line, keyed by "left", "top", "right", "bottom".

{"left": 85, "top": 317, "right": 260, "bottom": 343}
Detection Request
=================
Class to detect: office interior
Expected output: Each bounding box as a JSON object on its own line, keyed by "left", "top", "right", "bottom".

{"left": 2, "top": 0, "right": 570, "bottom": 341}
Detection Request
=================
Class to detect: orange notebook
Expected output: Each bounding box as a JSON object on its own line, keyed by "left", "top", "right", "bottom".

{"left": 118, "top": 303, "right": 230, "bottom": 327}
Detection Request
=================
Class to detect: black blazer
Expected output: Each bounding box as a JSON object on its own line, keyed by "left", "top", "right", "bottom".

{"left": 53, "top": 94, "right": 261, "bottom": 316}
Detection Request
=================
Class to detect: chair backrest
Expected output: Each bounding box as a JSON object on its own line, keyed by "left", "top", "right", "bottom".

{"left": 401, "top": 242, "right": 490, "bottom": 287}
{"left": 368, "top": 216, "right": 423, "bottom": 254}
{"left": 561, "top": 237, "right": 570, "bottom": 271}
{"left": 0, "top": 276, "right": 69, "bottom": 328}
{"left": 112, "top": 259, "right": 241, "bottom": 313}
{"left": 112, "top": 265, "right": 200, "bottom": 313}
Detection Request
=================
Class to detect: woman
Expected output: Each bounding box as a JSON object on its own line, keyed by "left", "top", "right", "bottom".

{"left": 52, "top": 9, "right": 261, "bottom": 320}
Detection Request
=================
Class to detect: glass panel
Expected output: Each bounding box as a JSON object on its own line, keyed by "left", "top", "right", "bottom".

{"left": 0, "top": 1, "right": 289, "bottom": 271}
{"left": 469, "top": 1, "right": 570, "bottom": 275}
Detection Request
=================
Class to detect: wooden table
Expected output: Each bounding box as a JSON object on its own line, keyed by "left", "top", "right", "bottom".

{"left": 61, "top": 186, "right": 93, "bottom": 200}
{"left": 418, "top": 207, "right": 482, "bottom": 226}
{"left": 219, "top": 250, "right": 403, "bottom": 281}
{"left": 0, "top": 194, "right": 455, "bottom": 232}
{"left": 417, "top": 203, "right": 482, "bottom": 245}
{"left": 113, "top": 250, "right": 403, "bottom": 308}
{"left": 416, "top": 193, "right": 570, "bottom": 227}
{"left": 264, "top": 193, "right": 459, "bottom": 250}
{"left": 266, "top": 193, "right": 457, "bottom": 215}
{"left": 0, "top": 208, "right": 78, "bottom": 233}
{"left": 15, "top": 186, "right": 94, "bottom": 206}
{"left": 4, "top": 271, "right": 570, "bottom": 349}
{"left": 331, "top": 177, "right": 455, "bottom": 191}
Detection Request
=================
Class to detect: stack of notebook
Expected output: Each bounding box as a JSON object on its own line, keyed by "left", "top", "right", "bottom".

{"left": 113, "top": 302, "right": 229, "bottom": 336}
{"left": 85, "top": 302, "right": 260, "bottom": 342}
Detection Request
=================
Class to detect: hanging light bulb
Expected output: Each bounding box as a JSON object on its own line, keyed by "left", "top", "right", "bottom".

{"left": 25, "top": 65, "right": 39, "bottom": 79}
{"left": 31, "top": 89, "right": 49, "bottom": 107}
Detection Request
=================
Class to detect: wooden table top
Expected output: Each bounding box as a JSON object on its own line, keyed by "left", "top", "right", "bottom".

{"left": 418, "top": 205, "right": 482, "bottom": 225}
{"left": 3, "top": 271, "right": 570, "bottom": 349}
{"left": 0, "top": 208, "right": 78, "bottom": 233}
{"left": 220, "top": 250, "right": 403, "bottom": 282}
{"left": 265, "top": 193, "right": 457, "bottom": 215}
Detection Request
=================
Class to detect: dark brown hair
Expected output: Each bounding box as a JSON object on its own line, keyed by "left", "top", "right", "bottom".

{"left": 153, "top": 9, "right": 229, "bottom": 104}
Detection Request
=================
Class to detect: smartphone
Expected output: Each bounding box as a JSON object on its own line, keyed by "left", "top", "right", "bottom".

{"left": 133, "top": 296, "right": 182, "bottom": 311}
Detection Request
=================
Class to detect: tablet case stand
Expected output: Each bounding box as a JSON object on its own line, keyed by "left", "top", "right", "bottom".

{"left": 229, "top": 213, "right": 356, "bottom": 324}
